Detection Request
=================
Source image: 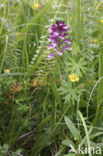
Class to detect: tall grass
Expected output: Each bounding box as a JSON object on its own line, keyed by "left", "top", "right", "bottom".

{"left": 0, "top": 0, "right": 103, "bottom": 155}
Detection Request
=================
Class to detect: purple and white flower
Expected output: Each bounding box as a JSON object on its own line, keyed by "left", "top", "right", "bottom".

{"left": 48, "top": 21, "right": 72, "bottom": 59}
{"left": 48, "top": 53, "right": 55, "bottom": 60}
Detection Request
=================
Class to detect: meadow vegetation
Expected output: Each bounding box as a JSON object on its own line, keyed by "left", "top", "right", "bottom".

{"left": 0, "top": 0, "right": 103, "bottom": 155}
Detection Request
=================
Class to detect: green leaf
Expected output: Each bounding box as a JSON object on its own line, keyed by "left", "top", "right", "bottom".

{"left": 71, "top": 42, "right": 81, "bottom": 55}
{"left": 64, "top": 116, "right": 79, "bottom": 140}
{"left": 66, "top": 57, "right": 87, "bottom": 77}
{"left": 64, "top": 154, "right": 76, "bottom": 156}
{"left": 78, "top": 111, "right": 91, "bottom": 156}
{"left": 58, "top": 80, "right": 84, "bottom": 104}
{"left": 2, "top": 144, "right": 9, "bottom": 152}
{"left": 90, "top": 132, "right": 103, "bottom": 140}
{"left": 62, "top": 139, "right": 74, "bottom": 147}
{"left": 15, "top": 148, "right": 22, "bottom": 154}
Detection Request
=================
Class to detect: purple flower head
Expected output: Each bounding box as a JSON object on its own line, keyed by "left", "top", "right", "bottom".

{"left": 48, "top": 21, "right": 71, "bottom": 59}
{"left": 57, "top": 49, "right": 63, "bottom": 56}
{"left": 48, "top": 53, "right": 55, "bottom": 60}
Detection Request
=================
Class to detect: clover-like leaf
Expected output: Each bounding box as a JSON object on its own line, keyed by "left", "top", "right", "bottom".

{"left": 66, "top": 57, "right": 87, "bottom": 77}
{"left": 58, "top": 80, "right": 84, "bottom": 104}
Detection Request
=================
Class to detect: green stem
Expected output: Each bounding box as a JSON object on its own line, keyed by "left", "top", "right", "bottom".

{"left": 35, "top": 104, "right": 70, "bottom": 155}
{"left": 72, "top": 0, "right": 81, "bottom": 44}
{"left": 0, "top": 0, "right": 6, "bottom": 34}
{"left": 95, "top": 49, "right": 103, "bottom": 124}
{"left": 0, "top": 35, "right": 8, "bottom": 73}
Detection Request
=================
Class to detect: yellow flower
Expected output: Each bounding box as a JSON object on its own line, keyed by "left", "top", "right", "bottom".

{"left": 100, "top": 19, "right": 103, "bottom": 23}
{"left": 16, "top": 33, "right": 20, "bottom": 37}
{"left": 93, "top": 39, "right": 97, "bottom": 43}
{"left": 69, "top": 73, "right": 79, "bottom": 82}
{"left": 70, "top": 16, "right": 72, "bottom": 21}
{"left": 4, "top": 69, "right": 10, "bottom": 74}
{"left": 33, "top": 3, "right": 41, "bottom": 10}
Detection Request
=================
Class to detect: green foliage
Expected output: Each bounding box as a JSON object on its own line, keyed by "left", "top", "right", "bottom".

{"left": 57, "top": 114, "right": 103, "bottom": 155}
{"left": 58, "top": 79, "right": 84, "bottom": 104}
{"left": 66, "top": 57, "right": 87, "bottom": 77}
{"left": 0, "top": 143, "right": 22, "bottom": 156}
{"left": 64, "top": 116, "right": 80, "bottom": 140}
{"left": 0, "top": 144, "right": 9, "bottom": 156}
{"left": 0, "top": 0, "right": 103, "bottom": 155}
{"left": 71, "top": 42, "right": 81, "bottom": 55}
{"left": 12, "top": 149, "right": 22, "bottom": 156}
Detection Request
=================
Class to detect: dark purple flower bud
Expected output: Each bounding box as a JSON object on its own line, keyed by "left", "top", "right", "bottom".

{"left": 62, "top": 33, "right": 68, "bottom": 37}
{"left": 53, "top": 31, "right": 60, "bottom": 36}
{"left": 62, "top": 25, "right": 69, "bottom": 31}
{"left": 48, "top": 44, "right": 56, "bottom": 49}
{"left": 50, "top": 33, "right": 54, "bottom": 37}
{"left": 48, "top": 36, "right": 58, "bottom": 42}
{"left": 64, "top": 44, "right": 70, "bottom": 49}
{"left": 49, "top": 25, "right": 57, "bottom": 33}
{"left": 64, "top": 39, "right": 71, "bottom": 44}
{"left": 56, "top": 21, "right": 64, "bottom": 28}
{"left": 59, "top": 33, "right": 68, "bottom": 40}
{"left": 50, "top": 31, "right": 60, "bottom": 37}
{"left": 64, "top": 44, "right": 72, "bottom": 50}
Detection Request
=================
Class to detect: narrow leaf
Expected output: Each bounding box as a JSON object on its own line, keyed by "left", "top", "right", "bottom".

{"left": 64, "top": 116, "right": 79, "bottom": 140}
